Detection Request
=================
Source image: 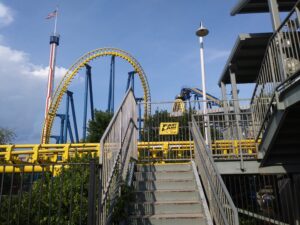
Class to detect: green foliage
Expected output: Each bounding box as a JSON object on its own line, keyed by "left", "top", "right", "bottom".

{"left": 0, "top": 127, "right": 15, "bottom": 144}
{"left": 86, "top": 110, "right": 113, "bottom": 142}
{"left": 111, "top": 184, "right": 135, "bottom": 224}
{"left": 0, "top": 156, "right": 98, "bottom": 225}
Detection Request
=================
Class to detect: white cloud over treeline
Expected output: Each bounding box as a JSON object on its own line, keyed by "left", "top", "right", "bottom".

{"left": 0, "top": 3, "right": 14, "bottom": 27}
{"left": 0, "top": 2, "right": 67, "bottom": 143}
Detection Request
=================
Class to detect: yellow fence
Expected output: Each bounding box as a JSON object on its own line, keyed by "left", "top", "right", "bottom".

{"left": 211, "top": 139, "right": 260, "bottom": 159}
{"left": 0, "top": 143, "right": 100, "bottom": 164}
{"left": 0, "top": 140, "right": 259, "bottom": 171}
{"left": 138, "top": 141, "right": 193, "bottom": 162}
{"left": 138, "top": 139, "right": 259, "bottom": 162}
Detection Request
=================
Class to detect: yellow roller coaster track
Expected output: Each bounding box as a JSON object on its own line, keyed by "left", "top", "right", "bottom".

{"left": 0, "top": 143, "right": 100, "bottom": 164}
{"left": 41, "top": 48, "right": 151, "bottom": 144}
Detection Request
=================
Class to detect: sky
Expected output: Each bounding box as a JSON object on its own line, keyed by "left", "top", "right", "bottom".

{"left": 0, "top": 0, "right": 275, "bottom": 143}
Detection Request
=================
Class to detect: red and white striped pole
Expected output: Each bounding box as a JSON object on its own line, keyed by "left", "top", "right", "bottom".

{"left": 44, "top": 35, "right": 59, "bottom": 118}
{"left": 44, "top": 8, "right": 59, "bottom": 119}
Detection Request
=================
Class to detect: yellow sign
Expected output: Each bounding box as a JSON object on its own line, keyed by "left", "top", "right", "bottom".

{"left": 159, "top": 122, "right": 179, "bottom": 135}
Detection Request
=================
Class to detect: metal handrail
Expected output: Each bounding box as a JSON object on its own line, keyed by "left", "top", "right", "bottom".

{"left": 251, "top": 0, "right": 300, "bottom": 140}
{"left": 191, "top": 116, "right": 239, "bottom": 225}
{"left": 99, "top": 89, "right": 137, "bottom": 225}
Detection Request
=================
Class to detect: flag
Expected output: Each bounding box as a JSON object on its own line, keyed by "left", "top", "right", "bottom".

{"left": 46, "top": 10, "right": 57, "bottom": 19}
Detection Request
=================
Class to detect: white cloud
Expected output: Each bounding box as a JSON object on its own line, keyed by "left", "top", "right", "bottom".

{"left": 206, "top": 48, "right": 230, "bottom": 63}
{"left": 0, "top": 44, "right": 67, "bottom": 143}
{"left": 0, "top": 3, "right": 13, "bottom": 27}
{"left": 178, "top": 48, "right": 230, "bottom": 69}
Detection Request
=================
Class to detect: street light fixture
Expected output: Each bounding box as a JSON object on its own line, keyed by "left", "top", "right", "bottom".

{"left": 196, "top": 22, "right": 210, "bottom": 146}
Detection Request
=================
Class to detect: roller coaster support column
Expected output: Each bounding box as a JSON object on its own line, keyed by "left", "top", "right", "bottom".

{"left": 50, "top": 114, "right": 65, "bottom": 143}
{"left": 107, "top": 56, "right": 115, "bottom": 113}
{"left": 68, "top": 91, "right": 79, "bottom": 143}
{"left": 64, "top": 91, "right": 70, "bottom": 143}
{"left": 136, "top": 98, "right": 143, "bottom": 141}
{"left": 83, "top": 64, "right": 94, "bottom": 142}
{"left": 126, "top": 71, "right": 136, "bottom": 93}
{"left": 57, "top": 113, "right": 65, "bottom": 143}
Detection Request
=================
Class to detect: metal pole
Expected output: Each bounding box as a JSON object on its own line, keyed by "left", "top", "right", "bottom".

{"left": 136, "top": 98, "right": 143, "bottom": 141}
{"left": 69, "top": 92, "right": 79, "bottom": 143}
{"left": 111, "top": 56, "right": 116, "bottom": 113}
{"left": 229, "top": 66, "right": 244, "bottom": 170}
{"left": 83, "top": 65, "right": 90, "bottom": 142}
{"left": 267, "top": 0, "right": 281, "bottom": 31}
{"left": 88, "top": 67, "right": 95, "bottom": 121}
{"left": 126, "top": 73, "right": 131, "bottom": 92}
{"left": 63, "top": 92, "right": 70, "bottom": 143}
{"left": 221, "top": 82, "right": 230, "bottom": 139}
{"left": 88, "top": 159, "right": 96, "bottom": 225}
{"left": 67, "top": 117, "right": 74, "bottom": 143}
{"left": 57, "top": 114, "right": 65, "bottom": 144}
{"left": 108, "top": 57, "right": 113, "bottom": 113}
{"left": 199, "top": 36, "right": 210, "bottom": 146}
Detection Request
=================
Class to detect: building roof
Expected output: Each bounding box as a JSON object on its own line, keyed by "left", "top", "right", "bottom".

{"left": 218, "top": 33, "right": 272, "bottom": 86}
{"left": 231, "top": 0, "right": 297, "bottom": 15}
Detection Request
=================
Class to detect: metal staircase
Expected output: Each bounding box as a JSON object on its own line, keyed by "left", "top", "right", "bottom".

{"left": 128, "top": 163, "right": 212, "bottom": 225}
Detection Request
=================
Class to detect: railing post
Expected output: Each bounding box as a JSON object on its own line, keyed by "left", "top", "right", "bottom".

{"left": 220, "top": 81, "right": 230, "bottom": 139}
{"left": 88, "top": 159, "right": 96, "bottom": 225}
{"left": 229, "top": 65, "right": 244, "bottom": 170}
{"left": 267, "top": 0, "right": 281, "bottom": 31}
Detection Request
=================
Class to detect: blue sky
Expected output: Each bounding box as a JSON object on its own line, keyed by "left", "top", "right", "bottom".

{"left": 0, "top": 0, "right": 275, "bottom": 143}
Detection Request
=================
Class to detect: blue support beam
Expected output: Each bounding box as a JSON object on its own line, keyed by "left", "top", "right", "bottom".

{"left": 82, "top": 64, "right": 94, "bottom": 142}
{"left": 68, "top": 91, "right": 79, "bottom": 143}
{"left": 67, "top": 116, "right": 74, "bottom": 143}
{"left": 126, "top": 71, "right": 136, "bottom": 93}
{"left": 82, "top": 65, "right": 90, "bottom": 142}
{"left": 57, "top": 114, "right": 65, "bottom": 143}
{"left": 50, "top": 135, "right": 60, "bottom": 144}
{"left": 108, "top": 56, "right": 115, "bottom": 113}
{"left": 136, "top": 97, "right": 143, "bottom": 141}
{"left": 88, "top": 68, "right": 95, "bottom": 121}
{"left": 64, "top": 92, "right": 70, "bottom": 143}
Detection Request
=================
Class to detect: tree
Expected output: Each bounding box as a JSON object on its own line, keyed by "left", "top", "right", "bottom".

{"left": 86, "top": 110, "right": 113, "bottom": 142}
{"left": 0, "top": 127, "right": 15, "bottom": 144}
{"left": 0, "top": 156, "right": 99, "bottom": 225}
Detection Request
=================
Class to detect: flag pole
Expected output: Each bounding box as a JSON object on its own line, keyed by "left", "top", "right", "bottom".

{"left": 54, "top": 6, "right": 58, "bottom": 34}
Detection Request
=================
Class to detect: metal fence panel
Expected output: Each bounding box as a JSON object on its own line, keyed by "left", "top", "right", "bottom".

{"left": 251, "top": 2, "right": 300, "bottom": 140}
{"left": 0, "top": 161, "right": 100, "bottom": 225}
{"left": 191, "top": 116, "right": 239, "bottom": 225}
{"left": 99, "top": 90, "right": 137, "bottom": 225}
{"left": 222, "top": 174, "right": 300, "bottom": 225}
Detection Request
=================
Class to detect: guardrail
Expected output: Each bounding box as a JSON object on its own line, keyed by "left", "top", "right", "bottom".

{"left": 222, "top": 173, "right": 300, "bottom": 225}
{"left": 193, "top": 111, "right": 259, "bottom": 161}
{"left": 0, "top": 160, "right": 100, "bottom": 225}
{"left": 251, "top": 1, "right": 300, "bottom": 140}
{"left": 191, "top": 116, "right": 239, "bottom": 225}
{"left": 138, "top": 141, "right": 193, "bottom": 162}
{"left": 0, "top": 143, "right": 100, "bottom": 164}
{"left": 99, "top": 90, "right": 137, "bottom": 224}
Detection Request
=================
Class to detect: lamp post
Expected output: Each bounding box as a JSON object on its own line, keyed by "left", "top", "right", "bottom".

{"left": 196, "top": 22, "right": 210, "bottom": 146}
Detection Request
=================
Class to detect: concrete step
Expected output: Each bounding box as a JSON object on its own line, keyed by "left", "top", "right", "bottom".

{"left": 129, "top": 201, "right": 203, "bottom": 215}
{"left": 134, "top": 190, "right": 199, "bottom": 202}
{"left": 133, "top": 180, "right": 196, "bottom": 191}
{"left": 136, "top": 163, "right": 191, "bottom": 172}
{"left": 129, "top": 213, "right": 207, "bottom": 225}
{"left": 134, "top": 171, "right": 194, "bottom": 181}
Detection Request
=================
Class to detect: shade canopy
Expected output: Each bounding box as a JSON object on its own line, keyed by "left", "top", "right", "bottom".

{"left": 231, "top": 0, "right": 296, "bottom": 15}
{"left": 218, "top": 33, "right": 273, "bottom": 86}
